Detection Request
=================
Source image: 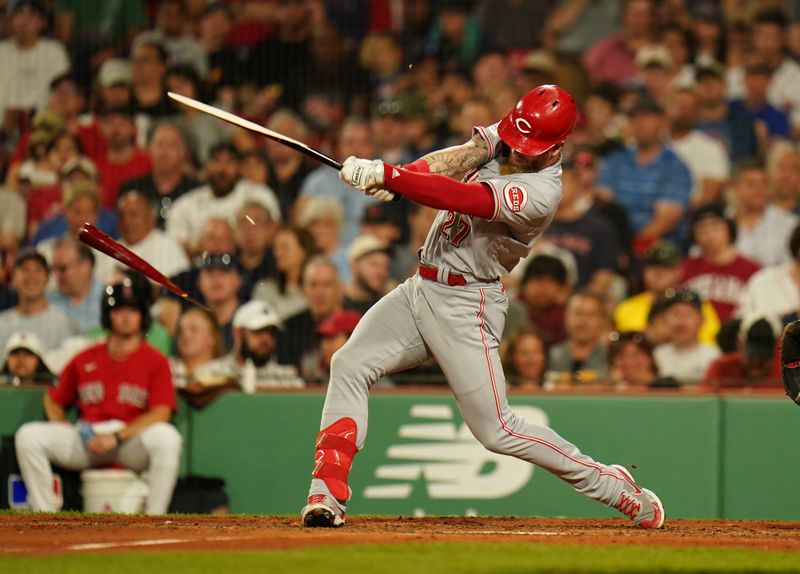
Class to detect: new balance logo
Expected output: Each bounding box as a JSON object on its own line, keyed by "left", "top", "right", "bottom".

{"left": 364, "top": 404, "right": 549, "bottom": 499}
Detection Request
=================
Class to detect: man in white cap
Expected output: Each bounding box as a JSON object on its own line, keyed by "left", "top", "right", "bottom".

{"left": 1, "top": 331, "right": 54, "bottom": 385}
{"left": 221, "top": 300, "right": 304, "bottom": 391}
{"left": 342, "top": 235, "right": 394, "bottom": 315}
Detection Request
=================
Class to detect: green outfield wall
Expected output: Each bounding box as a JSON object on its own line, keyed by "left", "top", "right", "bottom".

{"left": 2, "top": 388, "right": 798, "bottom": 519}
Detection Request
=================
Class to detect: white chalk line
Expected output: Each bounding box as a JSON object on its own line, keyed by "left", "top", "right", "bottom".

{"left": 398, "top": 530, "right": 565, "bottom": 536}
{"left": 67, "top": 533, "right": 268, "bottom": 552}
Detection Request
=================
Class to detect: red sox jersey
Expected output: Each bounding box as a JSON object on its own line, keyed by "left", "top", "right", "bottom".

{"left": 419, "top": 123, "right": 564, "bottom": 280}
{"left": 49, "top": 342, "right": 176, "bottom": 424}
{"left": 681, "top": 255, "right": 760, "bottom": 323}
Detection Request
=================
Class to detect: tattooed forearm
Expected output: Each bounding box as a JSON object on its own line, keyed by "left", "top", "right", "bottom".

{"left": 421, "top": 133, "right": 488, "bottom": 180}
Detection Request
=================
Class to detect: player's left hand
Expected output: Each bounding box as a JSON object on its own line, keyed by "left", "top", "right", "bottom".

{"left": 340, "top": 156, "right": 384, "bottom": 192}
{"left": 87, "top": 433, "right": 119, "bottom": 455}
{"left": 368, "top": 188, "right": 398, "bottom": 202}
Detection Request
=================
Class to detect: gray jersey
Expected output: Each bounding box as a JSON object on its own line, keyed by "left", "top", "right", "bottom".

{"left": 419, "top": 123, "right": 563, "bottom": 281}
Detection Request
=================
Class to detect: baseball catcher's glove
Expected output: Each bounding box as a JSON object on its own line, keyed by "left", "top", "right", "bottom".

{"left": 780, "top": 320, "right": 800, "bottom": 406}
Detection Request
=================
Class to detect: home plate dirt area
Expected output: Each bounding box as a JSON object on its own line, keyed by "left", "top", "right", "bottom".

{"left": 2, "top": 514, "right": 799, "bottom": 556}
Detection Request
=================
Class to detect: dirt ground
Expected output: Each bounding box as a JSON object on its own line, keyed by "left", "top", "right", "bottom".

{"left": 1, "top": 514, "right": 800, "bottom": 556}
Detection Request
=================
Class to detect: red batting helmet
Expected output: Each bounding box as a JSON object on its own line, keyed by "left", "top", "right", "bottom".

{"left": 497, "top": 85, "right": 578, "bottom": 156}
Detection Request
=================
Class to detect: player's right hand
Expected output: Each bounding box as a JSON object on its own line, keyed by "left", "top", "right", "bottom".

{"left": 340, "top": 156, "right": 384, "bottom": 192}
{"left": 368, "top": 188, "right": 398, "bottom": 202}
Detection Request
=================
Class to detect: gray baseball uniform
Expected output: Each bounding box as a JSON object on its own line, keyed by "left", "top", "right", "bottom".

{"left": 310, "top": 124, "right": 629, "bottom": 509}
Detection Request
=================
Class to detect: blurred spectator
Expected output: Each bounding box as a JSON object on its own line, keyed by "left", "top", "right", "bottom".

{"left": 197, "top": 2, "right": 244, "bottom": 99}
{"left": 695, "top": 63, "right": 758, "bottom": 163}
{"left": 0, "top": 1, "right": 70, "bottom": 138}
{"left": 546, "top": 290, "right": 609, "bottom": 387}
{"left": 0, "top": 187, "right": 27, "bottom": 252}
{"left": 371, "top": 98, "right": 415, "bottom": 166}
{"left": 544, "top": 0, "right": 620, "bottom": 59}
{"left": 96, "top": 106, "right": 153, "bottom": 210}
{"left": 300, "top": 309, "right": 362, "bottom": 386}
{"left": 167, "top": 142, "right": 280, "bottom": 255}
{"left": 94, "top": 189, "right": 190, "bottom": 284}
{"left": 262, "top": 109, "right": 314, "bottom": 220}
{"left": 702, "top": 315, "right": 782, "bottom": 389}
{"left": 247, "top": 0, "right": 314, "bottom": 109}
{"left": 35, "top": 180, "right": 103, "bottom": 264}
{"left": 738, "top": 224, "right": 800, "bottom": 324}
{"left": 298, "top": 196, "right": 348, "bottom": 281}
{"left": 635, "top": 44, "right": 674, "bottom": 108}
{"left": 47, "top": 237, "right": 103, "bottom": 334}
{"left": 501, "top": 327, "right": 549, "bottom": 390}
{"left": 545, "top": 167, "right": 620, "bottom": 293}
{"left": 234, "top": 202, "right": 277, "bottom": 290}
{"left": 653, "top": 289, "right": 720, "bottom": 386}
{"left": 767, "top": 142, "right": 800, "bottom": 216}
{"left": 0, "top": 250, "right": 77, "bottom": 361}
{"left": 361, "top": 31, "right": 406, "bottom": 103}
{"left": 1, "top": 331, "right": 54, "bottom": 386}
{"left": 296, "top": 117, "right": 377, "bottom": 247}
{"left": 424, "top": 0, "right": 490, "bottom": 73}
{"left": 91, "top": 58, "right": 134, "bottom": 126}
{"left": 164, "top": 64, "right": 226, "bottom": 163}
{"left": 691, "top": 3, "right": 726, "bottom": 66}
{"left": 170, "top": 306, "right": 227, "bottom": 389}
{"left": 252, "top": 225, "right": 315, "bottom": 320}
{"left": 730, "top": 158, "right": 799, "bottom": 268}
{"left": 391, "top": 203, "right": 438, "bottom": 282}
{"left": 54, "top": 0, "right": 146, "bottom": 50}
{"left": 582, "top": 0, "right": 656, "bottom": 86}
{"left": 607, "top": 330, "right": 674, "bottom": 388}
{"left": 730, "top": 60, "right": 791, "bottom": 157}
{"left": 597, "top": 94, "right": 691, "bottom": 251}
{"left": 517, "top": 254, "right": 571, "bottom": 345}
{"left": 130, "top": 40, "right": 173, "bottom": 120}
{"left": 571, "top": 85, "right": 625, "bottom": 159}
{"left": 118, "top": 120, "right": 200, "bottom": 229}
{"left": 359, "top": 202, "right": 404, "bottom": 249}
{"left": 448, "top": 97, "right": 495, "bottom": 146}
{"left": 15, "top": 275, "right": 180, "bottom": 515}
{"left": 195, "top": 253, "right": 242, "bottom": 351}
{"left": 223, "top": 300, "right": 303, "bottom": 390}
{"left": 667, "top": 87, "right": 730, "bottom": 207}
{"left": 476, "top": 0, "right": 550, "bottom": 51}
{"left": 681, "top": 203, "right": 759, "bottom": 323}
{"left": 659, "top": 24, "right": 696, "bottom": 88}
{"left": 133, "top": 0, "right": 206, "bottom": 76}
{"left": 614, "top": 242, "right": 721, "bottom": 345}
{"left": 277, "top": 256, "right": 343, "bottom": 369}
{"left": 471, "top": 50, "right": 511, "bottom": 100}
{"left": 343, "top": 235, "right": 393, "bottom": 315}
{"left": 517, "top": 50, "right": 558, "bottom": 93}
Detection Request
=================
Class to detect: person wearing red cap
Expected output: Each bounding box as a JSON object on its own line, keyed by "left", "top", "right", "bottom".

{"left": 301, "top": 85, "right": 665, "bottom": 530}
{"left": 300, "top": 310, "right": 362, "bottom": 386}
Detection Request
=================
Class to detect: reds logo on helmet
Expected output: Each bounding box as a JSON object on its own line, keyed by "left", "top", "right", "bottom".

{"left": 503, "top": 182, "right": 528, "bottom": 212}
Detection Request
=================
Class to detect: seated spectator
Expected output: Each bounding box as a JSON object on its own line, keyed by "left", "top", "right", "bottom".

{"left": 768, "top": 142, "right": 800, "bottom": 216}
{"left": 14, "top": 276, "right": 182, "bottom": 514}
{"left": 607, "top": 330, "right": 678, "bottom": 389}
{"left": 0, "top": 250, "right": 77, "bottom": 361}
{"left": 0, "top": 187, "right": 26, "bottom": 254}
{"left": 359, "top": 202, "right": 404, "bottom": 250}
{"left": 252, "top": 225, "right": 315, "bottom": 320}
{"left": 170, "top": 307, "right": 227, "bottom": 389}
{"left": 570, "top": 85, "right": 625, "bottom": 159}
{"left": 681, "top": 204, "right": 760, "bottom": 323}
{"left": 343, "top": 235, "right": 394, "bottom": 315}
{"left": 731, "top": 158, "right": 799, "bottom": 268}
{"left": 295, "top": 118, "right": 377, "bottom": 247}
{"left": 300, "top": 310, "right": 362, "bottom": 386}
{"left": 298, "top": 196, "right": 349, "bottom": 281}
{"left": 502, "top": 327, "right": 548, "bottom": 390}
{"left": 133, "top": 0, "right": 205, "bottom": 76}
{"left": 47, "top": 237, "right": 103, "bottom": 334}
{"left": 223, "top": 300, "right": 304, "bottom": 390}
{"left": 130, "top": 39, "right": 173, "bottom": 121}
{"left": 424, "top": 1, "right": 491, "bottom": 73}
{"left": 277, "top": 256, "right": 343, "bottom": 369}
{"left": 738, "top": 224, "right": 800, "bottom": 322}
{"left": 94, "top": 188, "right": 190, "bottom": 284}
{"left": 167, "top": 142, "right": 280, "bottom": 255}
{"left": 614, "top": 242, "right": 720, "bottom": 345}
{"left": 667, "top": 87, "right": 730, "bottom": 208}
{"left": 164, "top": 64, "right": 226, "bottom": 163}
{"left": 234, "top": 202, "right": 277, "bottom": 291}
{"left": 597, "top": 94, "right": 691, "bottom": 252}
{"left": 517, "top": 254, "right": 571, "bottom": 345}
{"left": 96, "top": 106, "right": 153, "bottom": 210}
{"left": 197, "top": 2, "right": 245, "bottom": 99}
{"left": 545, "top": 290, "right": 610, "bottom": 387}
{"left": 118, "top": 120, "right": 200, "bottom": 229}
{"left": 702, "top": 316, "right": 782, "bottom": 390}
{"left": 653, "top": 289, "right": 721, "bottom": 386}
{"left": 1, "top": 331, "right": 55, "bottom": 386}
{"left": 195, "top": 253, "right": 242, "bottom": 352}
{"left": 262, "top": 109, "right": 314, "bottom": 221}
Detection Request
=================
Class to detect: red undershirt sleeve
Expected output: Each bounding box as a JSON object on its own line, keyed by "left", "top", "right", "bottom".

{"left": 383, "top": 163, "right": 496, "bottom": 219}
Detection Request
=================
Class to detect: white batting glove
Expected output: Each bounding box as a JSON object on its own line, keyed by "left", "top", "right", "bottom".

{"left": 369, "top": 188, "right": 397, "bottom": 202}
{"left": 340, "top": 156, "right": 384, "bottom": 192}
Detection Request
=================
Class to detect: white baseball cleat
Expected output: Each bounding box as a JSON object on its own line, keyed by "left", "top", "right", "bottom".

{"left": 610, "top": 464, "right": 665, "bottom": 529}
{"left": 301, "top": 493, "right": 347, "bottom": 527}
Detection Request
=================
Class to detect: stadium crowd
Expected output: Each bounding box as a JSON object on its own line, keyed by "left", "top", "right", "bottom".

{"left": 2, "top": 0, "right": 799, "bottom": 395}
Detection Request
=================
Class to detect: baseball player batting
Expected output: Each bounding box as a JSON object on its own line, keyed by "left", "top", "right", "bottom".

{"left": 301, "top": 85, "right": 665, "bottom": 529}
